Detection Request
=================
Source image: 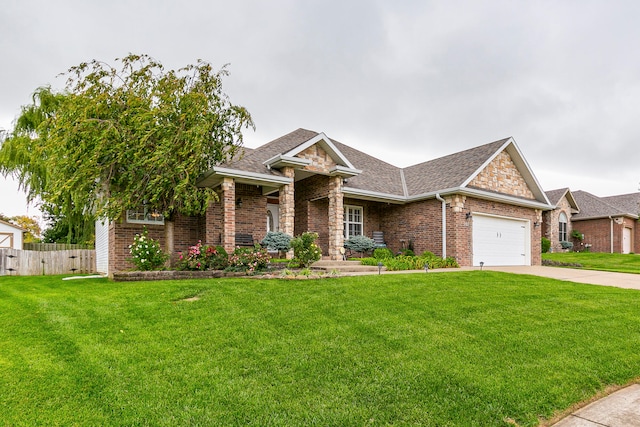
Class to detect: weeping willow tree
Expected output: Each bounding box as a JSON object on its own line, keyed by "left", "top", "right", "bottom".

{"left": 0, "top": 54, "right": 253, "bottom": 244}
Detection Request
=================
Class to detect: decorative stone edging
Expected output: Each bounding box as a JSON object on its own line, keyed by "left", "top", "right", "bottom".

{"left": 111, "top": 270, "right": 247, "bottom": 282}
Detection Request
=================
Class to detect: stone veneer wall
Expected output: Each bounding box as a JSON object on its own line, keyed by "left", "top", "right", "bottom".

{"left": 468, "top": 151, "right": 535, "bottom": 200}
{"left": 542, "top": 195, "right": 574, "bottom": 252}
{"left": 298, "top": 144, "right": 338, "bottom": 173}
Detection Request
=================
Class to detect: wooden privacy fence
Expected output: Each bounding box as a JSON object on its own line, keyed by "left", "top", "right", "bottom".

{"left": 23, "top": 242, "right": 94, "bottom": 251}
{"left": 0, "top": 249, "right": 97, "bottom": 276}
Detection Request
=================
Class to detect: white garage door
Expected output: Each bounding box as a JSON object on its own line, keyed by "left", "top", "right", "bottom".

{"left": 473, "top": 214, "right": 530, "bottom": 266}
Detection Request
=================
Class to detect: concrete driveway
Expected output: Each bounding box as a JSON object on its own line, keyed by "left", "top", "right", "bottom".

{"left": 482, "top": 265, "right": 640, "bottom": 290}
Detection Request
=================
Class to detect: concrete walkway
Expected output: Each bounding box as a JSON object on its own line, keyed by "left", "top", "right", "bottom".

{"left": 549, "top": 384, "right": 640, "bottom": 427}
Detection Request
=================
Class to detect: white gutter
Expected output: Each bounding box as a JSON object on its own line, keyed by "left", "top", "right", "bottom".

{"left": 435, "top": 193, "right": 446, "bottom": 258}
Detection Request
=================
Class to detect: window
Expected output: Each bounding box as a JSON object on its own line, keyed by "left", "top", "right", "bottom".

{"left": 558, "top": 212, "right": 568, "bottom": 242}
{"left": 126, "top": 207, "right": 165, "bottom": 225}
{"left": 267, "top": 210, "right": 274, "bottom": 232}
{"left": 344, "top": 205, "right": 363, "bottom": 239}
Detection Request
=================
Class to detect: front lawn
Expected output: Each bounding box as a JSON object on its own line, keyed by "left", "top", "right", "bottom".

{"left": 543, "top": 252, "right": 640, "bottom": 274}
{"left": 2, "top": 273, "right": 640, "bottom": 426}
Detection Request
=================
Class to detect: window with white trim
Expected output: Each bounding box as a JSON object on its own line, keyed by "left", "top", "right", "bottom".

{"left": 558, "top": 212, "right": 568, "bottom": 242}
{"left": 126, "top": 207, "right": 165, "bottom": 225}
{"left": 344, "top": 205, "right": 363, "bottom": 239}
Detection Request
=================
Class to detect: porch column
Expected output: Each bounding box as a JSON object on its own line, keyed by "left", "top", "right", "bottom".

{"left": 222, "top": 177, "right": 236, "bottom": 253}
{"left": 328, "top": 176, "right": 344, "bottom": 260}
{"left": 279, "top": 167, "right": 295, "bottom": 259}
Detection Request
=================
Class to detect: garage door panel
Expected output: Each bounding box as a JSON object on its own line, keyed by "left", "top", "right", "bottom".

{"left": 473, "top": 215, "right": 529, "bottom": 266}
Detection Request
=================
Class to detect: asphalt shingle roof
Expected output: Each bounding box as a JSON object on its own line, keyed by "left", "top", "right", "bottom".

{"left": 403, "top": 138, "right": 510, "bottom": 196}
{"left": 571, "top": 190, "right": 635, "bottom": 219}
{"left": 545, "top": 188, "right": 571, "bottom": 207}
{"left": 601, "top": 192, "right": 640, "bottom": 216}
{"left": 217, "top": 129, "right": 524, "bottom": 200}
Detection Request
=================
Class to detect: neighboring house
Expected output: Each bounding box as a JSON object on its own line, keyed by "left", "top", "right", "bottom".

{"left": 0, "top": 219, "right": 25, "bottom": 250}
{"left": 543, "top": 188, "right": 640, "bottom": 254}
{"left": 542, "top": 188, "right": 579, "bottom": 252}
{"left": 98, "top": 128, "right": 553, "bottom": 274}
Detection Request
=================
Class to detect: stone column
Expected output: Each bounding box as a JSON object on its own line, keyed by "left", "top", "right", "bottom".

{"left": 279, "top": 167, "right": 295, "bottom": 259}
{"left": 328, "top": 175, "right": 344, "bottom": 260}
{"left": 222, "top": 177, "right": 236, "bottom": 254}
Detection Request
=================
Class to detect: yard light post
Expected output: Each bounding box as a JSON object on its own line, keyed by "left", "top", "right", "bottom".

{"left": 479, "top": 261, "right": 484, "bottom": 271}
{"left": 378, "top": 262, "right": 383, "bottom": 275}
{"left": 424, "top": 263, "right": 429, "bottom": 273}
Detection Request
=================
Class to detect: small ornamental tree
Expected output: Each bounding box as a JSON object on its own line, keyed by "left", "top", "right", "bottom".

{"left": 290, "top": 232, "right": 322, "bottom": 267}
{"left": 260, "top": 231, "right": 292, "bottom": 257}
{"left": 128, "top": 227, "right": 168, "bottom": 271}
{"left": 344, "top": 235, "right": 375, "bottom": 257}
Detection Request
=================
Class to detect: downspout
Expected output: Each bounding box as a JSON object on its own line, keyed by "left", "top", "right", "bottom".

{"left": 436, "top": 193, "right": 446, "bottom": 258}
{"left": 609, "top": 216, "right": 614, "bottom": 253}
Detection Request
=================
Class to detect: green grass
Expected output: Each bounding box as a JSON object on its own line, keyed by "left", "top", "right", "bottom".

{"left": 2, "top": 273, "right": 640, "bottom": 426}
{"left": 543, "top": 252, "right": 640, "bottom": 274}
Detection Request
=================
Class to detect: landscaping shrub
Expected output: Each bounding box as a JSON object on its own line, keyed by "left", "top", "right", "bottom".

{"left": 128, "top": 227, "right": 168, "bottom": 271}
{"left": 373, "top": 247, "right": 394, "bottom": 259}
{"left": 560, "top": 241, "right": 574, "bottom": 250}
{"left": 541, "top": 237, "right": 551, "bottom": 253}
{"left": 290, "top": 232, "right": 322, "bottom": 267}
{"left": 399, "top": 248, "right": 415, "bottom": 257}
{"left": 178, "top": 241, "right": 228, "bottom": 271}
{"left": 261, "top": 231, "right": 292, "bottom": 255}
{"left": 360, "top": 257, "right": 381, "bottom": 266}
{"left": 361, "top": 251, "right": 459, "bottom": 270}
{"left": 345, "top": 235, "right": 375, "bottom": 256}
{"left": 227, "top": 245, "right": 270, "bottom": 273}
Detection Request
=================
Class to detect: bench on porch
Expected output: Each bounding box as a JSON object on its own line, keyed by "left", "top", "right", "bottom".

{"left": 235, "top": 233, "right": 256, "bottom": 247}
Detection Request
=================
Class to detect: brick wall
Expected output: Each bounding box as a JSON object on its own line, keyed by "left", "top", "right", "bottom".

{"left": 575, "top": 216, "right": 637, "bottom": 253}
{"left": 381, "top": 199, "right": 443, "bottom": 256}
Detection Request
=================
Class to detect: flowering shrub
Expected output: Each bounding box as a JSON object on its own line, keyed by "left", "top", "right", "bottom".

{"left": 128, "top": 227, "right": 168, "bottom": 271}
{"left": 290, "top": 232, "right": 322, "bottom": 267}
{"left": 227, "top": 246, "right": 270, "bottom": 273}
{"left": 177, "top": 241, "right": 228, "bottom": 271}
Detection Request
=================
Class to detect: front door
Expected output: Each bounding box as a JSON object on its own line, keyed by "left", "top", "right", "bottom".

{"left": 623, "top": 227, "right": 632, "bottom": 254}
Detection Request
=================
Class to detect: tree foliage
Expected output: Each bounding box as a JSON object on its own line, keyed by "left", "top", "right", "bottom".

{"left": 0, "top": 54, "right": 253, "bottom": 224}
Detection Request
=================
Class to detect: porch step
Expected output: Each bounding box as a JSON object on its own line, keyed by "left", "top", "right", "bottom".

{"left": 311, "top": 260, "right": 384, "bottom": 273}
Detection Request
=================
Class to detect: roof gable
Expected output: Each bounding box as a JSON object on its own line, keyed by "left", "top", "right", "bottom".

{"left": 462, "top": 138, "right": 548, "bottom": 203}
{"left": 545, "top": 188, "right": 579, "bottom": 211}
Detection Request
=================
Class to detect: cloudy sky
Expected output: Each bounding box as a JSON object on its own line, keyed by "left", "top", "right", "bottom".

{"left": 1, "top": 0, "right": 639, "bottom": 220}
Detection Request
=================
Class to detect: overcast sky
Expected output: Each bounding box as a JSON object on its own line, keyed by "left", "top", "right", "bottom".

{"left": 2, "top": 0, "right": 639, "bottom": 220}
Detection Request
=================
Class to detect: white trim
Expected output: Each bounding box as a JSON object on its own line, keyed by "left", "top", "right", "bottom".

{"left": 200, "top": 167, "right": 294, "bottom": 187}
{"left": 263, "top": 154, "right": 311, "bottom": 169}
{"left": 284, "top": 132, "right": 357, "bottom": 170}
{"left": 343, "top": 185, "right": 553, "bottom": 210}
{"left": 329, "top": 165, "right": 362, "bottom": 177}
{"left": 400, "top": 170, "right": 408, "bottom": 198}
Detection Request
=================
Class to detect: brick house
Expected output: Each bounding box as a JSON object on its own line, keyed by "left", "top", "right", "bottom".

{"left": 97, "top": 128, "right": 553, "bottom": 274}
{"left": 543, "top": 189, "right": 639, "bottom": 254}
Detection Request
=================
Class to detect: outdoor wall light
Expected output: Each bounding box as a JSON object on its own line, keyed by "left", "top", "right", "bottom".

{"left": 465, "top": 212, "right": 472, "bottom": 220}
{"left": 236, "top": 198, "right": 243, "bottom": 208}
{"left": 534, "top": 221, "right": 540, "bottom": 227}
